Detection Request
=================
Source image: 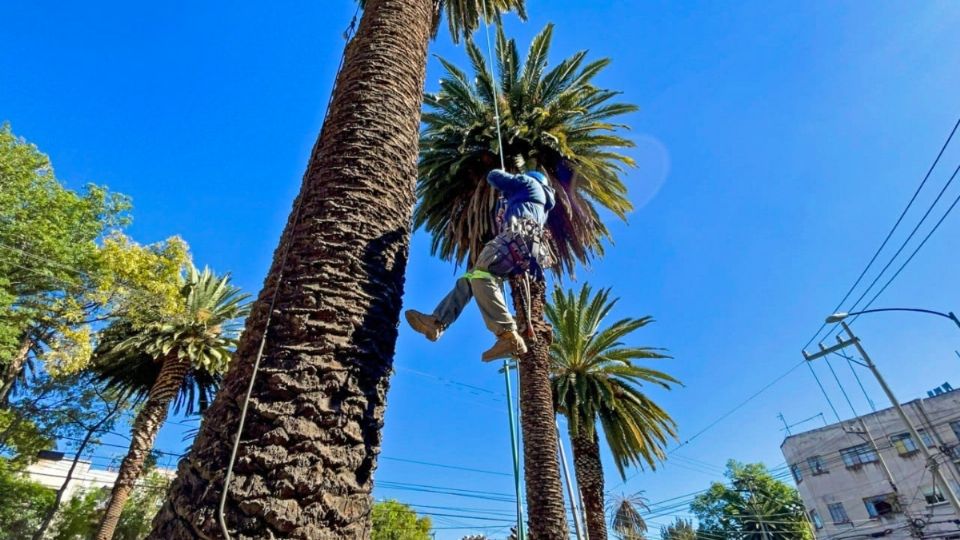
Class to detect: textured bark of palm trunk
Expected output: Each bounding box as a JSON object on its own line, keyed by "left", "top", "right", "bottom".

{"left": 571, "top": 428, "right": 607, "bottom": 540}
{"left": 510, "top": 277, "right": 569, "bottom": 539}
{"left": 0, "top": 334, "right": 32, "bottom": 408}
{"left": 148, "top": 1, "right": 432, "bottom": 538}
{"left": 96, "top": 356, "right": 190, "bottom": 540}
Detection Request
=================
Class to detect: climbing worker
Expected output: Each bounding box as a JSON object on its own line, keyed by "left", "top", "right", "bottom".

{"left": 405, "top": 168, "right": 555, "bottom": 362}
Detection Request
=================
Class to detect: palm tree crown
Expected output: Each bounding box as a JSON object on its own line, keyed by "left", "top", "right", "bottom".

{"left": 416, "top": 24, "right": 637, "bottom": 273}
{"left": 357, "top": 0, "right": 526, "bottom": 43}
{"left": 93, "top": 266, "right": 250, "bottom": 413}
{"left": 547, "top": 284, "right": 678, "bottom": 476}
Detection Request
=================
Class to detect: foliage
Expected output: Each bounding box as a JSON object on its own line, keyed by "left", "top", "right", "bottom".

{"left": 660, "top": 518, "right": 697, "bottom": 540}
{"left": 0, "top": 122, "right": 191, "bottom": 390}
{"left": 416, "top": 24, "right": 638, "bottom": 274}
{"left": 690, "top": 461, "right": 813, "bottom": 540}
{"left": 42, "top": 234, "right": 190, "bottom": 376}
{"left": 356, "top": 0, "right": 526, "bottom": 43}
{"left": 610, "top": 492, "right": 649, "bottom": 540}
{"left": 547, "top": 284, "right": 678, "bottom": 476}
{"left": 0, "top": 408, "right": 52, "bottom": 466}
{"left": 0, "top": 122, "right": 124, "bottom": 388}
{"left": 0, "top": 373, "right": 126, "bottom": 467}
{"left": 92, "top": 266, "right": 250, "bottom": 415}
{"left": 0, "top": 457, "right": 55, "bottom": 539}
{"left": 371, "top": 500, "right": 432, "bottom": 540}
{"left": 50, "top": 470, "right": 172, "bottom": 540}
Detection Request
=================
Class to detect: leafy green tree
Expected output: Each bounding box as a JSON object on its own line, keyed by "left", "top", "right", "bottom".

{"left": 0, "top": 458, "right": 55, "bottom": 539}
{"left": 91, "top": 267, "right": 249, "bottom": 540}
{"left": 691, "top": 461, "right": 813, "bottom": 540}
{"left": 152, "top": 1, "right": 531, "bottom": 537}
{"left": 0, "top": 123, "right": 128, "bottom": 404}
{"left": 660, "top": 518, "right": 697, "bottom": 540}
{"left": 0, "top": 123, "right": 190, "bottom": 404}
{"left": 51, "top": 470, "right": 172, "bottom": 540}
{"left": 548, "top": 285, "right": 678, "bottom": 539}
{"left": 371, "top": 500, "right": 432, "bottom": 540}
{"left": 416, "top": 24, "right": 638, "bottom": 535}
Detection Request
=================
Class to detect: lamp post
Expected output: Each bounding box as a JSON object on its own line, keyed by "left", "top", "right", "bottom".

{"left": 826, "top": 307, "right": 960, "bottom": 330}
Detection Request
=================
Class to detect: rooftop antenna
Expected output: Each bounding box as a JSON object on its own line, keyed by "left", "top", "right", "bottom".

{"left": 777, "top": 413, "right": 791, "bottom": 436}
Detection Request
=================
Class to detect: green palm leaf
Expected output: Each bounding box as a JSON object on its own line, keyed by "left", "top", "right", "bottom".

{"left": 548, "top": 284, "right": 679, "bottom": 477}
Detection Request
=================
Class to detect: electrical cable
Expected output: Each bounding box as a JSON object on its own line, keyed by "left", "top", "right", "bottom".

{"left": 804, "top": 116, "right": 960, "bottom": 350}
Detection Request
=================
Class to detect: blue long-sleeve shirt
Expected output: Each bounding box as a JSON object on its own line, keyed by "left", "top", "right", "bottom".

{"left": 487, "top": 169, "right": 556, "bottom": 227}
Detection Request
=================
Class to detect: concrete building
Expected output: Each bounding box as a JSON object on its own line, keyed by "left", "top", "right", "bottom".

{"left": 781, "top": 386, "right": 960, "bottom": 539}
{"left": 25, "top": 450, "right": 177, "bottom": 501}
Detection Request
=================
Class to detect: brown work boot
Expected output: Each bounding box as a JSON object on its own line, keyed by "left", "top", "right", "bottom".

{"left": 481, "top": 330, "right": 528, "bottom": 362}
{"left": 404, "top": 310, "right": 443, "bottom": 342}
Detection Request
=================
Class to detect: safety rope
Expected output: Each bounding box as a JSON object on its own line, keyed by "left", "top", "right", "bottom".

{"left": 216, "top": 7, "right": 362, "bottom": 539}
{"left": 480, "top": 1, "right": 507, "bottom": 172}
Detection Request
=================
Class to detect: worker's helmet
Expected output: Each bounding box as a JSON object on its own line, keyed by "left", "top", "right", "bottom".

{"left": 526, "top": 170, "right": 548, "bottom": 185}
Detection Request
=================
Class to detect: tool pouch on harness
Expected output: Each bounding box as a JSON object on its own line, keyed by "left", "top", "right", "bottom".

{"left": 475, "top": 219, "right": 553, "bottom": 279}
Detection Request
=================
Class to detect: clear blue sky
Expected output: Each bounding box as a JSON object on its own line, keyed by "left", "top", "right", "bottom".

{"left": 3, "top": 1, "right": 960, "bottom": 537}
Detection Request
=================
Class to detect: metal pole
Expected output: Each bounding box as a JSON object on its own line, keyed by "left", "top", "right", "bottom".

{"left": 841, "top": 321, "right": 960, "bottom": 514}
{"left": 502, "top": 360, "right": 525, "bottom": 540}
{"left": 555, "top": 420, "right": 585, "bottom": 540}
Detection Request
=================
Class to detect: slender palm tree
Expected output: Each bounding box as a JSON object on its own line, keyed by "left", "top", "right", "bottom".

{"left": 547, "top": 285, "right": 678, "bottom": 540}
{"left": 417, "top": 25, "right": 637, "bottom": 537}
{"left": 92, "top": 267, "right": 249, "bottom": 540}
{"left": 609, "top": 492, "right": 650, "bottom": 540}
{"left": 149, "top": 2, "right": 529, "bottom": 538}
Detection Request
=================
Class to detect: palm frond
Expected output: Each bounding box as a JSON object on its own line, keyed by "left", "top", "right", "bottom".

{"left": 90, "top": 266, "right": 251, "bottom": 415}
{"left": 548, "top": 284, "right": 680, "bottom": 477}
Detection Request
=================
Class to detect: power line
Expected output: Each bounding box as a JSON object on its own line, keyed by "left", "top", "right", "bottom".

{"left": 804, "top": 116, "right": 960, "bottom": 350}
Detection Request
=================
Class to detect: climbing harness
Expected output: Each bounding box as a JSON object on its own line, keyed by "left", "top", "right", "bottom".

{"left": 216, "top": 7, "right": 361, "bottom": 540}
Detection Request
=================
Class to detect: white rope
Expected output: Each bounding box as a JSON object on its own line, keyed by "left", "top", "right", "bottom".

{"left": 480, "top": 0, "right": 507, "bottom": 171}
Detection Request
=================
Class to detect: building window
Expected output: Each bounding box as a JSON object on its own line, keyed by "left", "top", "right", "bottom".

{"left": 807, "top": 455, "right": 827, "bottom": 475}
{"left": 952, "top": 421, "right": 960, "bottom": 441}
{"left": 891, "top": 433, "right": 919, "bottom": 455}
{"left": 841, "top": 443, "right": 879, "bottom": 467}
{"left": 791, "top": 463, "right": 803, "bottom": 483}
{"left": 918, "top": 429, "right": 936, "bottom": 448}
{"left": 924, "top": 486, "right": 947, "bottom": 505}
{"left": 810, "top": 509, "right": 823, "bottom": 530}
{"left": 828, "top": 502, "right": 849, "bottom": 524}
{"left": 864, "top": 494, "right": 899, "bottom": 518}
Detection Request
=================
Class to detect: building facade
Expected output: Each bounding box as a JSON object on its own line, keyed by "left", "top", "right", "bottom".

{"left": 781, "top": 388, "right": 960, "bottom": 539}
{"left": 25, "top": 450, "right": 176, "bottom": 501}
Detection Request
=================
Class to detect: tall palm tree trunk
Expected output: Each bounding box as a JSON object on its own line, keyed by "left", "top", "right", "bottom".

{"left": 510, "top": 277, "right": 569, "bottom": 539}
{"left": 0, "top": 333, "right": 32, "bottom": 408}
{"left": 148, "top": 1, "right": 433, "bottom": 538}
{"left": 570, "top": 427, "right": 608, "bottom": 540}
{"left": 96, "top": 356, "right": 190, "bottom": 540}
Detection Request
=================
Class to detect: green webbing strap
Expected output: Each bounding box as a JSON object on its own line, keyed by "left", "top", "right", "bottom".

{"left": 463, "top": 268, "right": 494, "bottom": 280}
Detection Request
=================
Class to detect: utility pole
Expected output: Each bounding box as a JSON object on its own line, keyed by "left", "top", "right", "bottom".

{"left": 500, "top": 360, "right": 525, "bottom": 540}
{"left": 837, "top": 321, "right": 960, "bottom": 514}
{"left": 803, "top": 344, "right": 899, "bottom": 494}
{"left": 556, "top": 420, "right": 586, "bottom": 540}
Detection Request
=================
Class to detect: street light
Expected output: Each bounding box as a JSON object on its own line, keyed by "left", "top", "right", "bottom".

{"left": 825, "top": 307, "right": 960, "bottom": 329}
